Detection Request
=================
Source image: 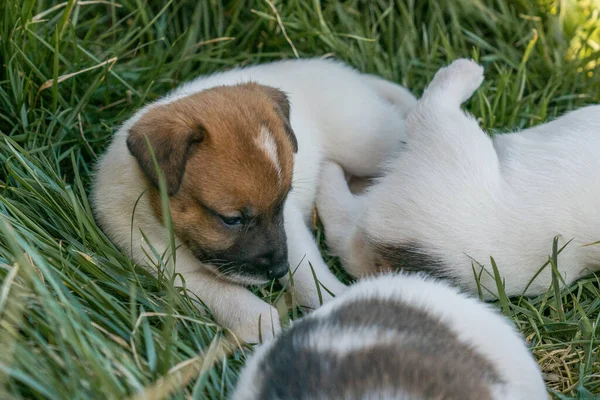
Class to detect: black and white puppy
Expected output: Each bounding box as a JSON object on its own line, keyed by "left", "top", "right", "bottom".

{"left": 317, "top": 58, "right": 600, "bottom": 298}
{"left": 232, "top": 273, "right": 547, "bottom": 399}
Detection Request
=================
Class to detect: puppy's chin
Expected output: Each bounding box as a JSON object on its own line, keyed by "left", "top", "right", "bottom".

{"left": 202, "top": 262, "right": 270, "bottom": 286}
{"left": 188, "top": 246, "right": 272, "bottom": 286}
{"left": 221, "top": 273, "right": 270, "bottom": 287}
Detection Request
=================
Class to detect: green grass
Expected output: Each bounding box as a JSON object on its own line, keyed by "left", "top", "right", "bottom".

{"left": 1, "top": 0, "right": 600, "bottom": 398}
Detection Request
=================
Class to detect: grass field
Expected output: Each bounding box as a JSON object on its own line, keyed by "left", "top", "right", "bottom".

{"left": 1, "top": 0, "right": 600, "bottom": 399}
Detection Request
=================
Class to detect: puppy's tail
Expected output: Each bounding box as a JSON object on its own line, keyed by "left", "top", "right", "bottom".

{"left": 363, "top": 74, "right": 417, "bottom": 117}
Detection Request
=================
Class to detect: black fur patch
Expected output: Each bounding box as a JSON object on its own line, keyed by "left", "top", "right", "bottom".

{"left": 373, "top": 241, "right": 458, "bottom": 282}
{"left": 254, "top": 298, "right": 501, "bottom": 399}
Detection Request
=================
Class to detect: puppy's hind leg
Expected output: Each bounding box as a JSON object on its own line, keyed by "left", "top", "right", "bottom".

{"left": 280, "top": 202, "right": 347, "bottom": 310}
{"left": 421, "top": 59, "right": 484, "bottom": 106}
{"left": 316, "top": 161, "right": 363, "bottom": 257}
{"left": 317, "top": 161, "right": 377, "bottom": 278}
{"left": 407, "top": 59, "right": 498, "bottom": 174}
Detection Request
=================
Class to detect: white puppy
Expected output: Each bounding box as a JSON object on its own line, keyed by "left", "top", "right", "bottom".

{"left": 233, "top": 273, "right": 547, "bottom": 399}
{"left": 317, "top": 58, "right": 600, "bottom": 298}
{"left": 92, "top": 58, "right": 416, "bottom": 343}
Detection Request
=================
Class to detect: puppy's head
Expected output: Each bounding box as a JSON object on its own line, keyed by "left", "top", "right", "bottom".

{"left": 126, "top": 83, "right": 297, "bottom": 285}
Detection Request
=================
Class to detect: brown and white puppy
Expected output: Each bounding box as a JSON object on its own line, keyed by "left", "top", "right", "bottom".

{"left": 92, "top": 58, "right": 416, "bottom": 342}
{"left": 125, "top": 84, "right": 294, "bottom": 280}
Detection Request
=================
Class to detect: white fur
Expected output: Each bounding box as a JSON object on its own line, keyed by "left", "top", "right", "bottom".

{"left": 233, "top": 273, "right": 547, "bottom": 399}
{"left": 92, "top": 58, "right": 416, "bottom": 343}
{"left": 256, "top": 126, "right": 282, "bottom": 180}
{"left": 305, "top": 327, "right": 399, "bottom": 354}
{"left": 317, "top": 59, "right": 600, "bottom": 298}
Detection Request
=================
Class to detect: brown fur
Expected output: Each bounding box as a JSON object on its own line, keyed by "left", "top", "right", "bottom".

{"left": 346, "top": 175, "right": 374, "bottom": 195}
{"left": 127, "top": 83, "right": 296, "bottom": 275}
{"left": 346, "top": 231, "right": 391, "bottom": 278}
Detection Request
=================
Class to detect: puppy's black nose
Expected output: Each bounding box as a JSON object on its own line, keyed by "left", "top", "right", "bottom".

{"left": 255, "top": 249, "right": 288, "bottom": 279}
{"left": 267, "top": 263, "right": 289, "bottom": 280}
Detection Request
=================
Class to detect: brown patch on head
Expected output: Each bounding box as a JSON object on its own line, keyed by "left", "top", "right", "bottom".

{"left": 261, "top": 86, "right": 297, "bottom": 152}
{"left": 126, "top": 103, "right": 204, "bottom": 195}
{"left": 127, "top": 83, "right": 297, "bottom": 281}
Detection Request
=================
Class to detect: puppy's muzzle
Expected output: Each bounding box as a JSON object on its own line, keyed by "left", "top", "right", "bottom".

{"left": 254, "top": 250, "right": 289, "bottom": 280}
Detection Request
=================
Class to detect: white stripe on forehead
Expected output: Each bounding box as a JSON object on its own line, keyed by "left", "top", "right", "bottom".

{"left": 255, "top": 125, "right": 282, "bottom": 181}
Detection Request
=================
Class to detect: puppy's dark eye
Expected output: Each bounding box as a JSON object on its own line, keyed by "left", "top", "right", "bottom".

{"left": 220, "top": 215, "right": 243, "bottom": 226}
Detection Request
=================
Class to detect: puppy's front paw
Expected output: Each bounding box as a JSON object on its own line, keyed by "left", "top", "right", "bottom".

{"left": 425, "top": 59, "right": 484, "bottom": 105}
{"left": 228, "top": 303, "right": 281, "bottom": 344}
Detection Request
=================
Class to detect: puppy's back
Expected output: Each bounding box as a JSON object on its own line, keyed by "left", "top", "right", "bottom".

{"left": 233, "top": 274, "right": 547, "bottom": 400}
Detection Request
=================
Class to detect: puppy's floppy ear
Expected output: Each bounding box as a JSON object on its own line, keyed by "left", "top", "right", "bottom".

{"left": 126, "top": 107, "right": 204, "bottom": 195}
{"left": 263, "top": 86, "right": 298, "bottom": 153}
